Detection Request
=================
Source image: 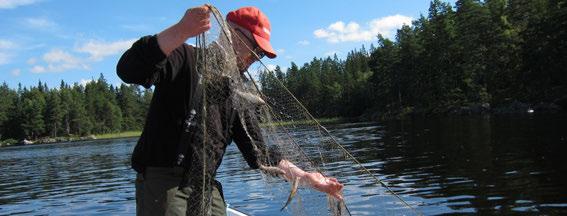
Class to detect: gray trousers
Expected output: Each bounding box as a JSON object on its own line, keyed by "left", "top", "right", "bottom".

{"left": 135, "top": 167, "right": 227, "bottom": 216}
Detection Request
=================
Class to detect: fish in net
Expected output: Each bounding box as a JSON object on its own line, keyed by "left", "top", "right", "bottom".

{"left": 183, "top": 4, "right": 423, "bottom": 216}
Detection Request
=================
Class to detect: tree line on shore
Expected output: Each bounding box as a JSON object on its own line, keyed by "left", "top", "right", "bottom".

{"left": 0, "top": 75, "right": 151, "bottom": 143}
{"left": 260, "top": 0, "right": 566, "bottom": 118}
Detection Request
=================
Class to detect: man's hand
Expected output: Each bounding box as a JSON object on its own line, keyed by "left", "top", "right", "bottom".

{"left": 178, "top": 5, "right": 211, "bottom": 38}
{"left": 157, "top": 5, "right": 211, "bottom": 56}
{"left": 278, "top": 160, "right": 344, "bottom": 201}
{"left": 303, "top": 172, "right": 344, "bottom": 201}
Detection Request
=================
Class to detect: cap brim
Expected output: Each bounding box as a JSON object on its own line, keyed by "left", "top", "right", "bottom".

{"left": 252, "top": 34, "right": 277, "bottom": 59}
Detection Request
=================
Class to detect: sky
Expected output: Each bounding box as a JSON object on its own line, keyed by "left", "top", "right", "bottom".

{"left": 0, "top": 0, "right": 455, "bottom": 89}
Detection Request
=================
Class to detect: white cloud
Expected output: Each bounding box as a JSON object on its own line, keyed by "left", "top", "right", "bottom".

{"left": 0, "top": 52, "right": 9, "bottom": 65}
{"left": 30, "top": 49, "right": 89, "bottom": 73}
{"left": 26, "top": 38, "right": 135, "bottom": 73}
{"left": 298, "top": 40, "right": 310, "bottom": 46}
{"left": 30, "top": 65, "right": 45, "bottom": 73}
{"left": 43, "top": 49, "right": 76, "bottom": 63}
{"left": 0, "top": 39, "right": 15, "bottom": 49}
{"left": 25, "top": 17, "right": 56, "bottom": 29}
{"left": 0, "top": 0, "right": 40, "bottom": 9}
{"left": 26, "top": 58, "right": 37, "bottom": 65}
{"left": 314, "top": 15, "right": 413, "bottom": 43}
{"left": 75, "top": 39, "right": 136, "bottom": 61}
{"left": 79, "top": 79, "right": 93, "bottom": 87}
{"left": 0, "top": 39, "right": 16, "bottom": 65}
{"left": 276, "top": 48, "right": 285, "bottom": 54}
{"left": 11, "top": 68, "right": 21, "bottom": 76}
{"left": 369, "top": 15, "right": 414, "bottom": 37}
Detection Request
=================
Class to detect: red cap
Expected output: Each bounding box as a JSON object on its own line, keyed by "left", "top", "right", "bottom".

{"left": 227, "top": 7, "right": 277, "bottom": 59}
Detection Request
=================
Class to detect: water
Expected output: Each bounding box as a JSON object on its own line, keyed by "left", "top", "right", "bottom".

{"left": 1, "top": 115, "right": 566, "bottom": 215}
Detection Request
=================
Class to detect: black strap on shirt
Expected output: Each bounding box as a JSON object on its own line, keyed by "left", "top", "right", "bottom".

{"left": 176, "top": 45, "right": 204, "bottom": 167}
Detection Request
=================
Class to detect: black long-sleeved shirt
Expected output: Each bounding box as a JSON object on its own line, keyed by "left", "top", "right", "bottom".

{"left": 116, "top": 35, "right": 278, "bottom": 174}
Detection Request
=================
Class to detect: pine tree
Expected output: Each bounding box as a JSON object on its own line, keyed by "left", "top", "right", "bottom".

{"left": 45, "top": 90, "right": 63, "bottom": 137}
{"left": 117, "top": 84, "right": 140, "bottom": 131}
{"left": 20, "top": 87, "right": 46, "bottom": 139}
{"left": 138, "top": 88, "right": 153, "bottom": 125}
{"left": 454, "top": 0, "right": 492, "bottom": 105}
{"left": 342, "top": 47, "right": 371, "bottom": 117}
{"left": 521, "top": 0, "right": 567, "bottom": 101}
{"left": 0, "top": 83, "right": 17, "bottom": 140}
{"left": 395, "top": 25, "right": 423, "bottom": 108}
{"left": 59, "top": 81, "right": 72, "bottom": 135}
{"left": 484, "top": 0, "right": 522, "bottom": 104}
{"left": 69, "top": 84, "right": 92, "bottom": 136}
{"left": 285, "top": 62, "right": 300, "bottom": 96}
{"left": 418, "top": 0, "right": 458, "bottom": 111}
{"left": 368, "top": 35, "right": 399, "bottom": 112}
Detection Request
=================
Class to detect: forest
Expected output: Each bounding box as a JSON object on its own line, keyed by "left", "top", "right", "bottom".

{"left": 260, "top": 0, "right": 566, "bottom": 118}
{"left": 1, "top": 0, "right": 566, "bottom": 143}
{"left": 0, "top": 76, "right": 151, "bottom": 143}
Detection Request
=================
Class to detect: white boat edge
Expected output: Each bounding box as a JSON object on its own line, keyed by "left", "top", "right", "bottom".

{"left": 227, "top": 207, "right": 248, "bottom": 216}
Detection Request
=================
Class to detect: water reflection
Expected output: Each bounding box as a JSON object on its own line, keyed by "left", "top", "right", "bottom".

{"left": 341, "top": 115, "right": 567, "bottom": 215}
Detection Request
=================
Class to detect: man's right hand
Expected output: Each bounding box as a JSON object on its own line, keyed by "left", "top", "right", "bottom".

{"left": 178, "top": 5, "right": 211, "bottom": 38}
{"left": 157, "top": 5, "right": 211, "bottom": 56}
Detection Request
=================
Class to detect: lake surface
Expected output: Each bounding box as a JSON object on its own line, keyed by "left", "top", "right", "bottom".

{"left": 1, "top": 115, "right": 566, "bottom": 215}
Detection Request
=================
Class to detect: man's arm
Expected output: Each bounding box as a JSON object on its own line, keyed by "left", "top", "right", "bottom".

{"left": 231, "top": 111, "right": 278, "bottom": 169}
{"left": 157, "top": 5, "right": 211, "bottom": 56}
{"left": 232, "top": 112, "right": 344, "bottom": 200}
{"left": 116, "top": 5, "right": 211, "bottom": 88}
{"left": 277, "top": 159, "right": 344, "bottom": 200}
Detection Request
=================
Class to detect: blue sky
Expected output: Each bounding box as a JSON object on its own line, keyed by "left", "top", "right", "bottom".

{"left": 0, "top": 0, "right": 455, "bottom": 89}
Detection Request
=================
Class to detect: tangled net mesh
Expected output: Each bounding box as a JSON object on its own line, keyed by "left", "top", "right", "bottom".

{"left": 185, "top": 5, "right": 421, "bottom": 216}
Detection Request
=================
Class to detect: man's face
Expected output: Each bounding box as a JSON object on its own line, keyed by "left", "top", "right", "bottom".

{"left": 232, "top": 28, "right": 264, "bottom": 72}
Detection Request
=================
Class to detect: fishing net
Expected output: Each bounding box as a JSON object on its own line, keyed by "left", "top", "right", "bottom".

{"left": 184, "top": 4, "right": 422, "bottom": 215}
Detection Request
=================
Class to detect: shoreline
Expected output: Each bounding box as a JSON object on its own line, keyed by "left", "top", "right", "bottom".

{"left": 3, "top": 106, "right": 565, "bottom": 148}
{"left": 0, "top": 131, "right": 141, "bottom": 148}
{"left": 1, "top": 118, "right": 352, "bottom": 148}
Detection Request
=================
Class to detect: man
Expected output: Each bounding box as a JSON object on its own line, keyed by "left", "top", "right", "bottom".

{"left": 117, "top": 5, "right": 343, "bottom": 215}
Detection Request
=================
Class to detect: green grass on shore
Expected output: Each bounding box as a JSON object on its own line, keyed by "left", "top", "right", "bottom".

{"left": 0, "top": 131, "right": 142, "bottom": 147}
{"left": 95, "top": 131, "right": 141, "bottom": 139}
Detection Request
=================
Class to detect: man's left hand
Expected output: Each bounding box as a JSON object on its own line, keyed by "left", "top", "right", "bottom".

{"left": 303, "top": 172, "right": 344, "bottom": 201}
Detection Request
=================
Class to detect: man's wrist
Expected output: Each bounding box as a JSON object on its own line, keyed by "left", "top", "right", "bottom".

{"left": 172, "top": 22, "right": 193, "bottom": 40}
{"left": 278, "top": 160, "right": 307, "bottom": 179}
{"left": 157, "top": 23, "right": 190, "bottom": 56}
